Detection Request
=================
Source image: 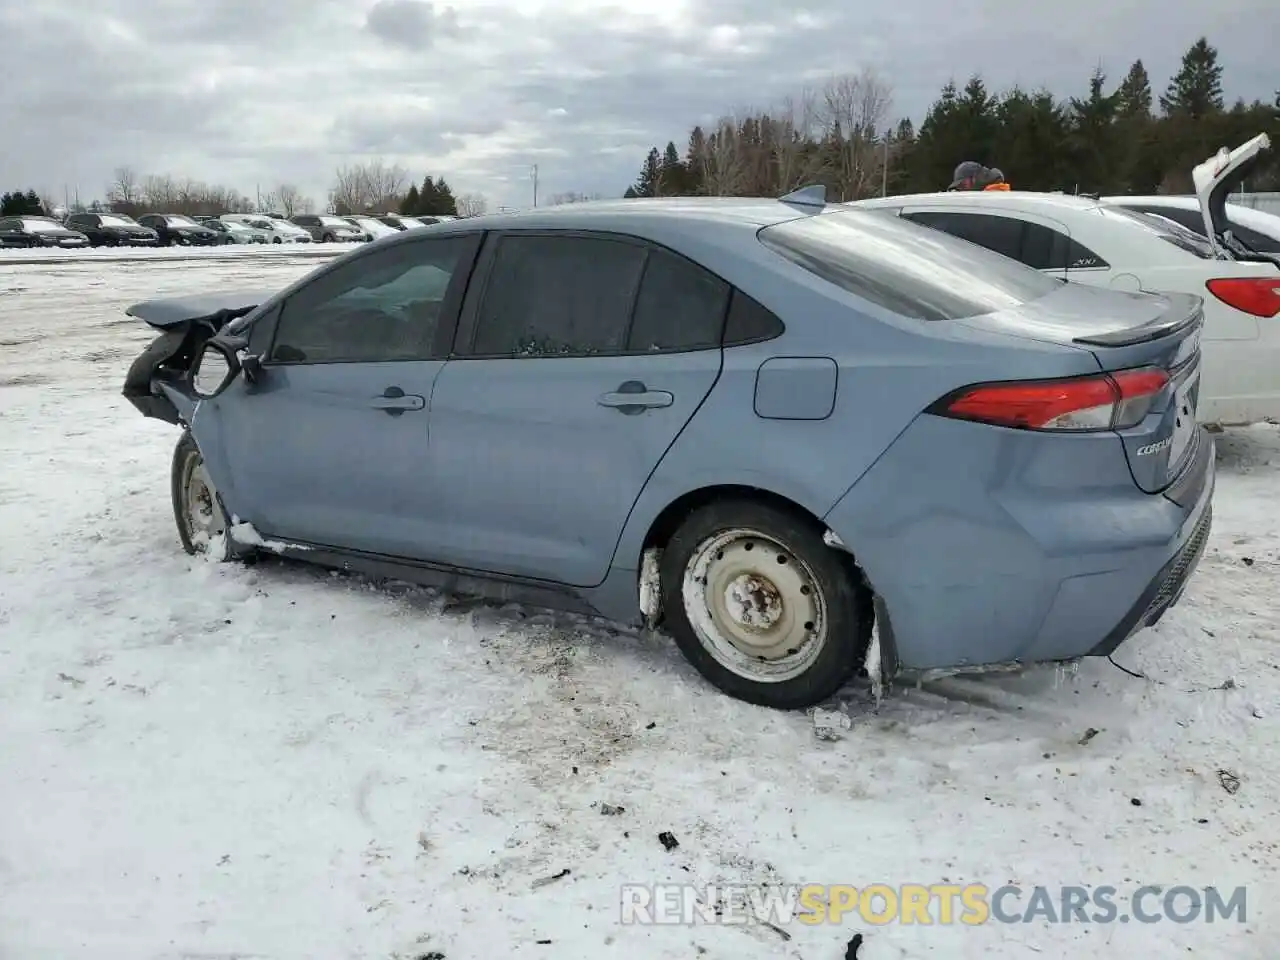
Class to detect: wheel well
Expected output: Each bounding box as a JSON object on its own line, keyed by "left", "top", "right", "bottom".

{"left": 642, "top": 484, "right": 824, "bottom": 556}
{"left": 639, "top": 483, "right": 879, "bottom": 656}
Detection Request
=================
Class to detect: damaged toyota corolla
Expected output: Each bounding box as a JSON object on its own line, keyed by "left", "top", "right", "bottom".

{"left": 122, "top": 190, "right": 1215, "bottom": 710}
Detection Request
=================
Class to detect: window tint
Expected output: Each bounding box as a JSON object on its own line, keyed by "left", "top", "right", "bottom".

{"left": 1019, "top": 223, "right": 1109, "bottom": 271}
{"left": 759, "top": 209, "right": 1062, "bottom": 322}
{"left": 270, "top": 236, "right": 470, "bottom": 363}
{"left": 1103, "top": 207, "right": 1215, "bottom": 259}
{"left": 905, "top": 211, "right": 1025, "bottom": 259}
{"left": 627, "top": 247, "right": 729, "bottom": 352}
{"left": 0, "top": 219, "right": 16, "bottom": 230}
{"left": 723, "top": 290, "right": 785, "bottom": 345}
{"left": 472, "top": 235, "right": 646, "bottom": 356}
{"left": 1133, "top": 205, "right": 1203, "bottom": 234}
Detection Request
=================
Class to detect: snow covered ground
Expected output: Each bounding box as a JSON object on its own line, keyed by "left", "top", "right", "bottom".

{"left": 1, "top": 259, "right": 1275, "bottom": 960}
{"left": 0, "top": 243, "right": 349, "bottom": 265}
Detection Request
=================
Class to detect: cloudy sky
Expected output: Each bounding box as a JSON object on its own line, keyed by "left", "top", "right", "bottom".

{"left": 2, "top": 0, "right": 1276, "bottom": 211}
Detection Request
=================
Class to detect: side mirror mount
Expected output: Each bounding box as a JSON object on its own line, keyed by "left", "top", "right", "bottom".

{"left": 191, "top": 339, "right": 243, "bottom": 399}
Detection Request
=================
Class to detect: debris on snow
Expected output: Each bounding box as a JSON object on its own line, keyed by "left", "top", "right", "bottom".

{"left": 658, "top": 831, "right": 679, "bottom": 851}
{"left": 1078, "top": 727, "right": 1101, "bottom": 745}
{"left": 531, "top": 869, "right": 571, "bottom": 889}
{"left": 598, "top": 803, "right": 625, "bottom": 816}
{"left": 1218, "top": 769, "right": 1242, "bottom": 795}
{"left": 813, "top": 707, "right": 852, "bottom": 741}
{"left": 845, "top": 932, "right": 864, "bottom": 959}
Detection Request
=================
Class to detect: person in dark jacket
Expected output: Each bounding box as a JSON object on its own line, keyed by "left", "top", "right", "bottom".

{"left": 947, "top": 161, "right": 989, "bottom": 191}
{"left": 982, "top": 167, "right": 1011, "bottom": 191}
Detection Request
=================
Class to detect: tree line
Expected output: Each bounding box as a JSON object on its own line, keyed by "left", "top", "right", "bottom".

{"left": 624, "top": 37, "right": 1280, "bottom": 201}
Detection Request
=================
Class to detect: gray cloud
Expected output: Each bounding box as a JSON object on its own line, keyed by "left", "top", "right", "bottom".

{"left": 365, "top": 0, "right": 460, "bottom": 50}
{"left": 1, "top": 0, "right": 1276, "bottom": 211}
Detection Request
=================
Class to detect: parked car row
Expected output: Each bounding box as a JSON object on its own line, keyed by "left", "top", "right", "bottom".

{"left": 0, "top": 210, "right": 460, "bottom": 249}
{"left": 851, "top": 132, "right": 1279, "bottom": 425}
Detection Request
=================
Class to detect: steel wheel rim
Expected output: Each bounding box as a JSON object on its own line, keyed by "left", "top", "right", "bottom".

{"left": 681, "top": 528, "right": 828, "bottom": 683}
{"left": 183, "top": 456, "right": 225, "bottom": 550}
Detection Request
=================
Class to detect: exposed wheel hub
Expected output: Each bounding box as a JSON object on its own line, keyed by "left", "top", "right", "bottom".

{"left": 682, "top": 528, "right": 828, "bottom": 682}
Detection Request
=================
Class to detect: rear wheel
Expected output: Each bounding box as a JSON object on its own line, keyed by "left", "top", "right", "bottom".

{"left": 171, "top": 431, "right": 249, "bottom": 562}
{"left": 660, "top": 500, "right": 869, "bottom": 710}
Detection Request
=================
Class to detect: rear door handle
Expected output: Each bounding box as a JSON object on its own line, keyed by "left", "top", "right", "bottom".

{"left": 371, "top": 385, "right": 425, "bottom": 415}
{"left": 598, "top": 381, "right": 674, "bottom": 414}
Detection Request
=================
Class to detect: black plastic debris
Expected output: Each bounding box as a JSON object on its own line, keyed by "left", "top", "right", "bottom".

{"left": 532, "top": 868, "right": 571, "bottom": 889}
{"left": 658, "top": 831, "right": 679, "bottom": 851}
{"left": 845, "top": 932, "right": 864, "bottom": 959}
{"left": 1130, "top": 798, "right": 1142, "bottom": 806}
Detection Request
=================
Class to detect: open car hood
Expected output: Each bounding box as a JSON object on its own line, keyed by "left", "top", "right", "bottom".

{"left": 125, "top": 289, "right": 276, "bottom": 329}
{"left": 1192, "top": 132, "right": 1271, "bottom": 258}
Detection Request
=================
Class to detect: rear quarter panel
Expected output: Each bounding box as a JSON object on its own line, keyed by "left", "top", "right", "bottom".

{"left": 608, "top": 248, "right": 1104, "bottom": 574}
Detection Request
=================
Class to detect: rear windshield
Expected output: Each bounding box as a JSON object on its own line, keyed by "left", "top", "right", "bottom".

{"left": 758, "top": 209, "right": 1063, "bottom": 321}
{"left": 1101, "top": 207, "right": 1216, "bottom": 259}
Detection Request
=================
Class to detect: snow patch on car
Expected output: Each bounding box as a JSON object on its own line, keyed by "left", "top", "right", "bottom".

{"left": 229, "top": 519, "right": 312, "bottom": 553}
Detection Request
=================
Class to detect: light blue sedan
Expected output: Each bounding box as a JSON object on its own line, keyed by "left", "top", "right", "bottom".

{"left": 121, "top": 189, "right": 1214, "bottom": 709}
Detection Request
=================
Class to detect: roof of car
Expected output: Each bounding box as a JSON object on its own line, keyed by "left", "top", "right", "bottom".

{"left": 411, "top": 197, "right": 819, "bottom": 244}
{"left": 854, "top": 191, "right": 1110, "bottom": 215}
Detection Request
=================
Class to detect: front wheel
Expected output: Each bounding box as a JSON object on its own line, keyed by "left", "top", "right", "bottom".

{"left": 660, "top": 500, "right": 869, "bottom": 710}
{"left": 171, "top": 431, "right": 249, "bottom": 562}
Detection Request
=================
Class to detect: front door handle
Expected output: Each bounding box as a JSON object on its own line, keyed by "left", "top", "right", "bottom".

{"left": 598, "top": 380, "right": 674, "bottom": 414}
{"left": 371, "top": 385, "right": 425, "bottom": 415}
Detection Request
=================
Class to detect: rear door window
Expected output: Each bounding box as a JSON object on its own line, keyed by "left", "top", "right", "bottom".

{"left": 759, "top": 209, "right": 1062, "bottom": 321}
{"left": 470, "top": 234, "right": 646, "bottom": 357}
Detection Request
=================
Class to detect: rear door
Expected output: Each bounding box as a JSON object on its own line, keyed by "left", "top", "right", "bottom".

{"left": 425, "top": 231, "right": 729, "bottom": 586}
{"left": 192, "top": 233, "right": 480, "bottom": 554}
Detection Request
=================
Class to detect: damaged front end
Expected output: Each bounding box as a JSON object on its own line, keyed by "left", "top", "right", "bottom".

{"left": 121, "top": 291, "right": 273, "bottom": 425}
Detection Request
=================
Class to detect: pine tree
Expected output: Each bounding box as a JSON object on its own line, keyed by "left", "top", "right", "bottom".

{"left": 1069, "top": 67, "right": 1122, "bottom": 192}
{"left": 400, "top": 183, "right": 420, "bottom": 215}
{"left": 659, "top": 141, "right": 685, "bottom": 195}
{"left": 431, "top": 177, "right": 459, "bottom": 216}
{"left": 633, "top": 148, "right": 662, "bottom": 197}
{"left": 1160, "top": 37, "right": 1224, "bottom": 119}
{"left": 622, "top": 186, "right": 639, "bottom": 199}
{"left": 24, "top": 189, "right": 43, "bottom": 214}
{"left": 1116, "top": 60, "right": 1153, "bottom": 119}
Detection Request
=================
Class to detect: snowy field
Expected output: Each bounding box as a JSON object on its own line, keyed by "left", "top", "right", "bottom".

{"left": 0, "top": 258, "right": 1276, "bottom": 960}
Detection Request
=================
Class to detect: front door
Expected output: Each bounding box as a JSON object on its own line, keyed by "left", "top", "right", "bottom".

{"left": 426, "top": 232, "right": 731, "bottom": 587}
{"left": 192, "top": 232, "right": 480, "bottom": 556}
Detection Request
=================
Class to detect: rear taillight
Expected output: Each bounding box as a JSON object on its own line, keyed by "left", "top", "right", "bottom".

{"left": 934, "top": 367, "right": 1170, "bottom": 431}
{"left": 1206, "top": 278, "right": 1280, "bottom": 318}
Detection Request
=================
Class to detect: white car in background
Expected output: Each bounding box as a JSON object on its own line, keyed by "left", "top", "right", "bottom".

{"left": 1102, "top": 193, "right": 1280, "bottom": 254}
{"left": 219, "top": 214, "right": 312, "bottom": 244}
{"left": 342, "top": 215, "right": 400, "bottom": 241}
{"left": 852, "top": 134, "right": 1280, "bottom": 425}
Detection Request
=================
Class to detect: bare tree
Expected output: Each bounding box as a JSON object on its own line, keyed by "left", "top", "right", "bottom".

{"left": 818, "top": 69, "right": 893, "bottom": 201}
{"left": 768, "top": 90, "right": 822, "bottom": 193}
{"left": 455, "top": 193, "right": 489, "bottom": 217}
{"left": 330, "top": 159, "right": 410, "bottom": 214}
{"left": 142, "top": 174, "right": 177, "bottom": 210}
{"left": 107, "top": 166, "right": 142, "bottom": 213}
{"left": 695, "top": 116, "right": 752, "bottom": 196}
{"left": 271, "top": 183, "right": 312, "bottom": 217}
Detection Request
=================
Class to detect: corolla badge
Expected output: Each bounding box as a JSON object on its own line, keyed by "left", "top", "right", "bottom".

{"left": 1136, "top": 437, "right": 1173, "bottom": 457}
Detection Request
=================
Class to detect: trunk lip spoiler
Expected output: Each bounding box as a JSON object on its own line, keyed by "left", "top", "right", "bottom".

{"left": 1071, "top": 300, "right": 1204, "bottom": 348}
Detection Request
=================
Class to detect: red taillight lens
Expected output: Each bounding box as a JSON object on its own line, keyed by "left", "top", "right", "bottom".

{"left": 1206, "top": 277, "right": 1280, "bottom": 318}
{"left": 936, "top": 367, "right": 1170, "bottom": 431}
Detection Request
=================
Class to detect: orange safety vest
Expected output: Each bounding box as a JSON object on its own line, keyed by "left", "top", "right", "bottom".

{"left": 983, "top": 182, "right": 1011, "bottom": 191}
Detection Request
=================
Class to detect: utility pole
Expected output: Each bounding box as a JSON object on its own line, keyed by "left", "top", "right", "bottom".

{"left": 881, "top": 139, "right": 889, "bottom": 197}
{"left": 531, "top": 164, "right": 539, "bottom": 208}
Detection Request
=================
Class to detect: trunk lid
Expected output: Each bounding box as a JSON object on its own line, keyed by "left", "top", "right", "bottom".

{"left": 1193, "top": 133, "right": 1276, "bottom": 263}
{"left": 126, "top": 290, "right": 276, "bottom": 329}
{"left": 960, "top": 281, "right": 1204, "bottom": 494}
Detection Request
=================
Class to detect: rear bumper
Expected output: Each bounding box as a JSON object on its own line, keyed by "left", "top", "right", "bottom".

{"left": 824, "top": 416, "right": 1217, "bottom": 673}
